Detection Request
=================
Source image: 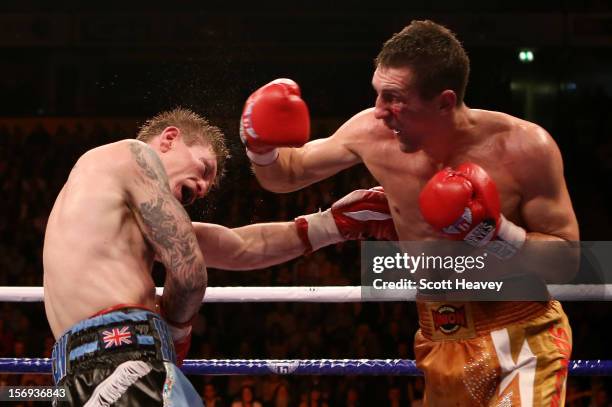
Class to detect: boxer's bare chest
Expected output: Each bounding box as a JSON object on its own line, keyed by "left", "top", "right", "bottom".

{"left": 356, "top": 137, "right": 523, "bottom": 239}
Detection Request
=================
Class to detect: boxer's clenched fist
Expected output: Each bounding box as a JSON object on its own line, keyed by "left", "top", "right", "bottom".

{"left": 295, "top": 186, "right": 398, "bottom": 253}
{"left": 419, "top": 163, "right": 526, "bottom": 258}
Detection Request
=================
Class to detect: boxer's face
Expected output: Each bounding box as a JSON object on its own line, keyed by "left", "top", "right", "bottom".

{"left": 372, "top": 65, "right": 442, "bottom": 152}
{"left": 159, "top": 131, "right": 218, "bottom": 206}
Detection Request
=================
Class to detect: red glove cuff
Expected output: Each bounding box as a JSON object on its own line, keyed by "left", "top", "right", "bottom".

{"left": 295, "top": 210, "right": 344, "bottom": 252}
{"left": 294, "top": 217, "right": 313, "bottom": 255}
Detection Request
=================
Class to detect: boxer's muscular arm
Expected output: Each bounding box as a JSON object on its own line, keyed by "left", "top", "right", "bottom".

{"left": 193, "top": 222, "right": 305, "bottom": 270}
{"left": 517, "top": 128, "right": 579, "bottom": 242}
{"left": 126, "top": 141, "right": 207, "bottom": 323}
{"left": 515, "top": 128, "right": 580, "bottom": 282}
{"left": 193, "top": 186, "right": 397, "bottom": 270}
{"left": 252, "top": 115, "right": 364, "bottom": 193}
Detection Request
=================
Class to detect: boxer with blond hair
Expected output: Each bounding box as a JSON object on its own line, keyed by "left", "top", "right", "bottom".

{"left": 44, "top": 107, "right": 396, "bottom": 406}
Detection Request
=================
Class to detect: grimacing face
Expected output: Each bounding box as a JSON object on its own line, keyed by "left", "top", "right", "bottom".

{"left": 372, "top": 65, "right": 442, "bottom": 152}
{"left": 163, "top": 140, "right": 218, "bottom": 206}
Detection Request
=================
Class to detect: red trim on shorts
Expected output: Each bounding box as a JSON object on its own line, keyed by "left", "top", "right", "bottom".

{"left": 91, "top": 303, "right": 157, "bottom": 318}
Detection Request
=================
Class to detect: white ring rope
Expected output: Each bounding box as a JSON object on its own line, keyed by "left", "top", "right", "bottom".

{"left": 1, "top": 285, "right": 611, "bottom": 302}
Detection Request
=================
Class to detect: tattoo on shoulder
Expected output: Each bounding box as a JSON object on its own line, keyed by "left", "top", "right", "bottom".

{"left": 138, "top": 195, "right": 199, "bottom": 269}
{"left": 128, "top": 141, "right": 201, "bottom": 281}
{"left": 129, "top": 141, "right": 171, "bottom": 193}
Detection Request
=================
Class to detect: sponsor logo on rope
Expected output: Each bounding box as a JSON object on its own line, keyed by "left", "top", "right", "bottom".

{"left": 266, "top": 360, "right": 300, "bottom": 374}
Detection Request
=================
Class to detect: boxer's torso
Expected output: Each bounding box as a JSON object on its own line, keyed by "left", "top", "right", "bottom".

{"left": 43, "top": 140, "right": 156, "bottom": 338}
{"left": 343, "top": 108, "right": 532, "bottom": 241}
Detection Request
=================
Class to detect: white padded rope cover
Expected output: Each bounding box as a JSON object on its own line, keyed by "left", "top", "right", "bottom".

{"left": 1, "top": 285, "right": 611, "bottom": 302}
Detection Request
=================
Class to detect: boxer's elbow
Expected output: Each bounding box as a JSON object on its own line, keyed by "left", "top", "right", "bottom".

{"left": 190, "top": 254, "right": 208, "bottom": 292}
{"left": 173, "top": 253, "right": 208, "bottom": 294}
{"left": 557, "top": 241, "right": 580, "bottom": 283}
{"left": 536, "top": 238, "right": 580, "bottom": 284}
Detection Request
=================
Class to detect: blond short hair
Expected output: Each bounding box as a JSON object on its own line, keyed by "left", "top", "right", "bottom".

{"left": 137, "top": 107, "right": 229, "bottom": 186}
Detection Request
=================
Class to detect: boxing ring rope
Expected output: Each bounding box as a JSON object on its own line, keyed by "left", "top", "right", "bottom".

{"left": 2, "top": 284, "right": 612, "bottom": 302}
{"left": 0, "top": 358, "right": 610, "bottom": 376}
{"left": 2, "top": 285, "right": 611, "bottom": 376}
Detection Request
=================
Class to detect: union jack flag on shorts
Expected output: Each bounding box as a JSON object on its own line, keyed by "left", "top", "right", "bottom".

{"left": 101, "top": 326, "right": 134, "bottom": 349}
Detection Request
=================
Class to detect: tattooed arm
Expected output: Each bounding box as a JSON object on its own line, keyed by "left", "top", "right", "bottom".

{"left": 125, "top": 140, "right": 206, "bottom": 325}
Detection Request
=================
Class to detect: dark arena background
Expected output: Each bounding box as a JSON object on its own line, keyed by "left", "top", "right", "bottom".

{"left": 1, "top": 1, "right": 611, "bottom": 405}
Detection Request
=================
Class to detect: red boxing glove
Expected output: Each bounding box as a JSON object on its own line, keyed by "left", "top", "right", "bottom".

{"left": 419, "top": 163, "right": 526, "bottom": 258}
{"left": 295, "top": 187, "right": 398, "bottom": 253}
{"left": 240, "top": 78, "right": 310, "bottom": 165}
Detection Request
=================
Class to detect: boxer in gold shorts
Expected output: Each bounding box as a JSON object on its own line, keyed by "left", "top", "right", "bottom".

{"left": 416, "top": 301, "right": 571, "bottom": 405}
{"left": 240, "top": 20, "right": 579, "bottom": 405}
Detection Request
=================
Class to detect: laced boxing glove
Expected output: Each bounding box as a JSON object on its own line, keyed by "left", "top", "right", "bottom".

{"left": 419, "top": 163, "right": 526, "bottom": 259}
{"left": 240, "top": 78, "right": 310, "bottom": 165}
{"left": 295, "top": 187, "right": 398, "bottom": 254}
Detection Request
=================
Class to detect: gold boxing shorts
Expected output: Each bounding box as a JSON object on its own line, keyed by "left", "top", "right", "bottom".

{"left": 415, "top": 300, "right": 571, "bottom": 406}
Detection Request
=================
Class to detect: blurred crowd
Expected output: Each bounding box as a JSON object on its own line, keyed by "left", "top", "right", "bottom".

{"left": 0, "top": 117, "right": 611, "bottom": 406}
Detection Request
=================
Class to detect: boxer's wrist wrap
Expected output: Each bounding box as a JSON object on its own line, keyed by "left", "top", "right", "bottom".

{"left": 295, "top": 209, "right": 344, "bottom": 252}
{"left": 246, "top": 147, "right": 279, "bottom": 166}
{"left": 486, "top": 215, "right": 527, "bottom": 260}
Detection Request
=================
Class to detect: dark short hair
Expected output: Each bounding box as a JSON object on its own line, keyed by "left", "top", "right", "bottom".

{"left": 137, "top": 107, "right": 229, "bottom": 187}
{"left": 375, "top": 20, "right": 470, "bottom": 105}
